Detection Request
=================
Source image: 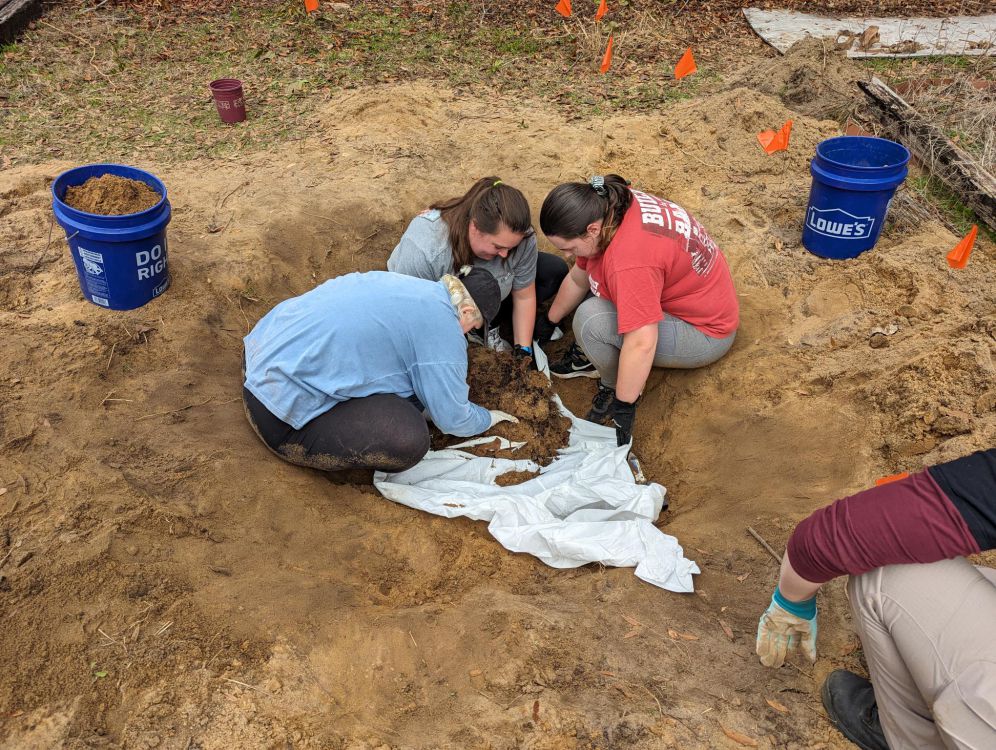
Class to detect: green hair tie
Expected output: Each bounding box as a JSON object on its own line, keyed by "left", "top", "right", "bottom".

{"left": 492, "top": 180, "right": 502, "bottom": 188}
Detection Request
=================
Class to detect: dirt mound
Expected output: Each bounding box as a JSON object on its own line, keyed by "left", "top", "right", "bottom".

{"left": 729, "top": 37, "right": 869, "bottom": 121}
{"left": 1, "top": 74, "right": 993, "bottom": 749}
{"left": 64, "top": 174, "right": 162, "bottom": 215}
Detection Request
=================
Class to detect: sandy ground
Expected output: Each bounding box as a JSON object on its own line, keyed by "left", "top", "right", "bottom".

{"left": 1, "top": 43, "right": 994, "bottom": 749}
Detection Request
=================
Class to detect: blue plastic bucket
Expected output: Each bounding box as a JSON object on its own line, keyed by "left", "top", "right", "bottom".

{"left": 802, "top": 136, "right": 910, "bottom": 259}
{"left": 51, "top": 163, "right": 172, "bottom": 310}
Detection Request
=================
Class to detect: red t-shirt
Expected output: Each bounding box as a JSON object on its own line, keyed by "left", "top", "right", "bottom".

{"left": 575, "top": 190, "right": 739, "bottom": 336}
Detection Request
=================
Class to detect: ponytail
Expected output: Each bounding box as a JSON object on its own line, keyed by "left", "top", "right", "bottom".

{"left": 539, "top": 174, "right": 632, "bottom": 252}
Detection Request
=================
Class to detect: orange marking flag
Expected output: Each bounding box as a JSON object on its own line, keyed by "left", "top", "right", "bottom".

{"left": 674, "top": 47, "right": 696, "bottom": 79}
{"left": 875, "top": 472, "right": 910, "bottom": 486}
{"left": 757, "top": 119, "right": 793, "bottom": 154}
{"left": 946, "top": 225, "right": 978, "bottom": 269}
{"left": 595, "top": 0, "right": 608, "bottom": 21}
{"left": 555, "top": 0, "right": 572, "bottom": 17}
{"left": 304, "top": 0, "right": 319, "bottom": 11}
{"left": 600, "top": 35, "right": 614, "bottom": 73}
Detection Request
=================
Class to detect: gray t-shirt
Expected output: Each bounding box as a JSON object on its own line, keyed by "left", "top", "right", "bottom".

{"left": 387, "top": 209, "right": 538, "bottom": 300}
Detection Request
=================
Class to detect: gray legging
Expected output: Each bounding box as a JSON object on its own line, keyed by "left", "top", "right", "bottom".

{"left": 573, "top": 295, "right": 736, "bottom": 387}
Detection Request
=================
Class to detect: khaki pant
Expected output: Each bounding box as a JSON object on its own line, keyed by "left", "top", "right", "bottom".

{"left": 847, "top": 558, "right": 996, "bottom": 749}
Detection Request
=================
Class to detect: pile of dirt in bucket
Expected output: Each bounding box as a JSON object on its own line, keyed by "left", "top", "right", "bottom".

{"left": 64, "top": 173, "right": 161, "bottom": 215}
{"left": 431, "top": 346, "right": 571, "bottom": 466}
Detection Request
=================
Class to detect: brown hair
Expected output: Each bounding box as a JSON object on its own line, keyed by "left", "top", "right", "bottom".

{"left": 539, "top": 174, "right": 632, "bottom": 253}
{"left": 431, "top": 177, "right": 533, "bottom": 271}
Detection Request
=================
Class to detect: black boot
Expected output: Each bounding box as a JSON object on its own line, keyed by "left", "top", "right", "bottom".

{"left": 585, "top": 381, "right": 616, "bottom": 424}
{"left": 821, "top": 670, "right": 890, "bottom": 750}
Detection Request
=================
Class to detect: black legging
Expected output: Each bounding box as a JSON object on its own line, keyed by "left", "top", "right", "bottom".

{"left": 242, "top": 387, "right": 430, "bottom": 473}
{"left": 494, "top": 251, "right": 569, "bottom": 325}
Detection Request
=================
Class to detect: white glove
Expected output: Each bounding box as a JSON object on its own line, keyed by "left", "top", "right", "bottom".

{"left": 488, "top": 410, "right": 519, "bottom": 428}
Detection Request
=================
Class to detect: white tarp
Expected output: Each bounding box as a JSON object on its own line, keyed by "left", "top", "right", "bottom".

{"left": 743, "top": 8, "right": 996, "bottom": 58}
{"left": 373, "top": 350, "right": 699, "bottom": 593}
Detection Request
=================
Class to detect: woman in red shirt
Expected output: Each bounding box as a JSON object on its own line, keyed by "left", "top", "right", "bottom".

{"left": 536, "top": 175, "right": 739, "bottom": 445}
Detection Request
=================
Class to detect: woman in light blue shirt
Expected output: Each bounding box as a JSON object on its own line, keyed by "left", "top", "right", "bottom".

{"left": 242, "top": 269, "right": 515, "bottom": 473}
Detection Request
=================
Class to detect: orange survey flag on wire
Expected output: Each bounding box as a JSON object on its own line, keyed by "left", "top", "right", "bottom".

{"left": 875, "top": 472, "right": 910, "bottom": 486}
{"left": 757, "top": 119, "right": 793, "bottom": 154}
{"left": 555, "top": 0, "right": 572, "bottom": 17}
{"left": 304, "top": 0, "right": 319, "bottom": 12}
{"left": 674, "top": 47, "right": 696, "bottom": 79}
{"left": 595, "top": 0, "right": 608, "bottom": 20}
{"left": 946, "top": 225, "right": 978, "bottom": 269}
{"left": 600, "top": 35, "right": 614, "bottom": 73}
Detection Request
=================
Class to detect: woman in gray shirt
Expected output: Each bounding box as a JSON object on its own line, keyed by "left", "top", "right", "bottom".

{"left": 388, "top": 177, "right": 568, "bottom": 361}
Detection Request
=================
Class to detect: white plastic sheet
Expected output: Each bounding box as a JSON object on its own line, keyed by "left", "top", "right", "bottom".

{"left": 373, "top": 349, "right": 699, "bottom": 593}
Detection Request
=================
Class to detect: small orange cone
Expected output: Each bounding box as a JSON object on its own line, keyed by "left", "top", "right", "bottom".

{"left": 946, "top": 225, "right": 978, "bottom": 269}
{"left": 555, "top": 0, "right": 572, "bottom": 17}
{"left": 595, "top": 0, "right": 608, "bottom": 21}
{"left": 757, "top": 119, "right": 793, "bottom": 154}
{"left": 599, "top": 35, "right": 614, "bottom": 73}
{"left": 674, "top": 47, "right": 696, "bottom": 79}
{"left": 304, "top": 0, "right": 319, "bottom": 12}
{"left": 875, "top": 472, "right": 910, "bottom": 486}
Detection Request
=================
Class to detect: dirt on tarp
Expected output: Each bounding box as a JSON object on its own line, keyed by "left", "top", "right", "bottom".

{"left": 431, "top": 346, "right": 571, "bottom": 466}
{"left": 1, "top": 48, "right": 994, "bottom": 750}
{"left": 64, "top": 174, "right": 161, "bottom": 215}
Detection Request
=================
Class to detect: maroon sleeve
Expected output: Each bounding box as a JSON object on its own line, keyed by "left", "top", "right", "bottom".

{"left": 787, "top": 470, "right": 981, "bottom": 584}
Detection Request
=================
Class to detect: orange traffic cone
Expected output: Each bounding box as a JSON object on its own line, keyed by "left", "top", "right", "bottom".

{"left": 674, "top": 47, "right": 696, "bottom": 79}
{"left": 600, "top": 35, "right": 614, "bottom": 73}
{"left": 304, "top": 0, "right": 319, "bottom": 12}
{"left": 595, "top": 0, "right": 608, "bottom": 21}
{"left": 946, "top": 225, "right": 978, "bottom": 269}
{"left": 757, "top": 119, "right": 793, "bottom": 154}
{"left": 555, "top": 0, "right": 572, "bottom": 17}
{"left": 875, "top": 472, "right": 909, "bottom": 486}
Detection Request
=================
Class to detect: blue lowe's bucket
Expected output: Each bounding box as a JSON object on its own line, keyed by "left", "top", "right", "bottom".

{"left": 51, "top": 164, "right": 172, "bottom": 310}
{"left": 802, "top": 136, "right": 910, "bottom": 259}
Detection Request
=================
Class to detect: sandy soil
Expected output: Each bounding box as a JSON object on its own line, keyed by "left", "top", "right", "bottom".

{"left": 1, "top": 43, "right": 994, "bottom": 749}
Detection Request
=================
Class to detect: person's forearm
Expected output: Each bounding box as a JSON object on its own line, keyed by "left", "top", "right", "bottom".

{"left": 547, "top": 272, "right": 588, "bottom": 323}
{"left": 777, "top": 551, "right": 821, "bottom": 602}
{"left": 615, "top": 327, "right": 657, "bottom": 402}
{"left": 511, "top": 289, "right": 536, "bottom": 348}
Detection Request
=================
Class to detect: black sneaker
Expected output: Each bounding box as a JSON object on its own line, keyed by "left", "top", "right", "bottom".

{"left": 821, "top": 671, "right": 890, "bottom": 750}
{"left": 551, "top": 343, "right": 598, "bottom": 379}
{"left": 586, "top": 381, "right": 616, "bottom": 424}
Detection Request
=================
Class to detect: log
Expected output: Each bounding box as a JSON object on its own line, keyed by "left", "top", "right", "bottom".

{"left": 859, "top": 76, "right": 996, "bottom": 233}
{"left": 0, "top": 0, "right": 42, "bottom": 44}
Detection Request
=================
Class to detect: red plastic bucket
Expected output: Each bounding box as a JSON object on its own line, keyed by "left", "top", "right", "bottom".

{"left": 209, "top": 78, "right": 246, "bottom": 124}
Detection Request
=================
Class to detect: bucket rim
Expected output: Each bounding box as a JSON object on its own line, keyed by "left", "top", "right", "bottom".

{"left": 209, "top": 78, "right": 244, "bottom": 92}
{"left": 52, "top": 163, "right": 168, "bottom": 220}
{"left": 816, "top": 135, "right": 911, "bottom": 172}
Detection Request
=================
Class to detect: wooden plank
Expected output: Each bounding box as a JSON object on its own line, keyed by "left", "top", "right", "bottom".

{"left": 0, "top": 0, "right": 43, "bottom": 45}
{"left": 859, "top": 76, "right": 996, "bottom": 233}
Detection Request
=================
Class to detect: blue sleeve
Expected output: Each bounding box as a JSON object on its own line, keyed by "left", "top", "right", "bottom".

{"left": 409, "top": 361, "right": 491, "bottom": 437}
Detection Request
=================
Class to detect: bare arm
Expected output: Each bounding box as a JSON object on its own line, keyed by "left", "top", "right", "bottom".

{"left": 510, "top": 283, "right": 537, "bottom": 348}
{"left": 547, "top": 264, "right": 589, "bottom": 324}
{"left": 615, "top": 323, "right": 657, "bottom": 403}
{"left": 777, "top": 551, "right": 822, "bottom": 602}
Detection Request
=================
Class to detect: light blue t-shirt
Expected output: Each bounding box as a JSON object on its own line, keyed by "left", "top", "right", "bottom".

{"left": 387, "top": 209, "right": 538, "bottom": 299}
{"left": 243, "top": 271, "right": 491, "bottom": 437}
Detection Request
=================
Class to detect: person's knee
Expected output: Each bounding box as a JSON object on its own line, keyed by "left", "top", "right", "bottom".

{"left": 378, "top": 422, "right": 430, "bottom": 472}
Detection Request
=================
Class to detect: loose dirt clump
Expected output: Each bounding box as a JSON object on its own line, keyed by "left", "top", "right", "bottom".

{"left": 494, "top": 469, "right": 541, "bottom": 486}
{"left": 64, "top": 174, "right": 161, "bottom": 215}
{"left": 432, "top": 346, "right": 571, "bottom": 465}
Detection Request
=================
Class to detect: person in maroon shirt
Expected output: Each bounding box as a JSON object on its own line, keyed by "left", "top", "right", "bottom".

{"left": 756, "top": 448, "right": 996, "bottom": 749}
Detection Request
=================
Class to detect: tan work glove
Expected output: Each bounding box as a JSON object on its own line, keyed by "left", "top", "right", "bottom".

{"left": 756, "top": 592, "right": 818, "bottom": 668}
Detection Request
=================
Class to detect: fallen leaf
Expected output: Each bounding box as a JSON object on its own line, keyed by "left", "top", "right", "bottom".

{"left": 598, "top": 671, "right": 616, "bottom": 677}
{"left": 623, "top": 629, "right": 640, "bottom": 639}
{"left": 720, "top": 724, "right": 758, "bottom": 747}
{"left": 469, "top": 669, "right": 482, "bottom": 677}
{"left": 718, "top": 619, "right": 734, "bottom": 641}
{"left": 676, "top": 631, "right": 699, "bottom": 641}
{"left": 622, "top": 615, "right": 642, "bottom": 628}
{"left": 736, "top": 572, "right": 751, "bottom": 582}
{"left": 766, "top": 697, "right": 790, "bottom": 713}
{"left": 667, "top": 627, "right": 679, "bottom": 639}
{"left": 532, "top": 699, "right": 540, "bottom": 722}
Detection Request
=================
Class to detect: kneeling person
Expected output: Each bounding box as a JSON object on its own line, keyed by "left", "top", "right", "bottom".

{"left": 242, "top": 269, "right": 515, "bottom": 473}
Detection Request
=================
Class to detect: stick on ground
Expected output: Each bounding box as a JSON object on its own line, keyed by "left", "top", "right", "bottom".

{"left": 746, "top": 526, "right": 782, "bottom": 563}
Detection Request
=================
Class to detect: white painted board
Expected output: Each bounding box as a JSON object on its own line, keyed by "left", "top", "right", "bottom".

{"left": 744, "top": 8, "right": 996, "bottom": 58}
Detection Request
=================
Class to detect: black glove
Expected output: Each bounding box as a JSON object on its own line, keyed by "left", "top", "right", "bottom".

{"left": 611, "top": 397, "right": 637, "bottom": 447}
{"left": 513, "top": 344, "right": 538, "bottom": 371}
{"left": 533, "top": 314, "right": 559, "bottom": 344}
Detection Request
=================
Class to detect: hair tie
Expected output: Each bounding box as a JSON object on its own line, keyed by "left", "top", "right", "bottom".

{"left": 492, "top": 180, "right": 502, "bottom": 188}
{"left": 458, "top": 264, "right": 473, "bottom": 278}
{"left": 589, "top": 175, "right": 607, "bottom": 197}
